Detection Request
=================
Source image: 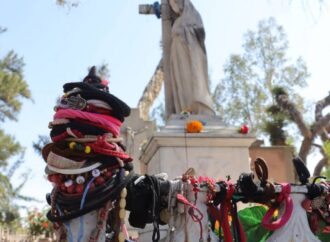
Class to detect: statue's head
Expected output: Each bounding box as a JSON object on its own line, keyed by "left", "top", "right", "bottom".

{"left": 169, "top": 0, "right": 185, "bottom": 15}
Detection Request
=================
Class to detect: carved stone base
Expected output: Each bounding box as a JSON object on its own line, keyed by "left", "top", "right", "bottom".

{"left": 140, "top": 115, "right": 256, "bottom": 180}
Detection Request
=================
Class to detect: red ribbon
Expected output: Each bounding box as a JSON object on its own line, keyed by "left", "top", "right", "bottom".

{"left": 208, "top": 181, "right": 246, "bottom": 242}
{"left": 88, "top": 135, "right": 132, "bottom": 161}
{"left": 176, "top": 194, "right": 204, "bottom": 241}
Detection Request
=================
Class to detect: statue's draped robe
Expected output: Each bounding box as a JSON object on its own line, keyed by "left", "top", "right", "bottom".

{"left": 168, "top": 0, "right": 215, "bottom": 115}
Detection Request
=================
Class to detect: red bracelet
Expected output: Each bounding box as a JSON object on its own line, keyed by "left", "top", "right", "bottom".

{"left": 262, "top": 183, "right": 293, "bottom": 230}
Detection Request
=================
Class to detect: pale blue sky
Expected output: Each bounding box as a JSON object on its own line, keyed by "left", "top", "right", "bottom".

{"left": 1, "top": 0, "right": 330, "bottom": 209}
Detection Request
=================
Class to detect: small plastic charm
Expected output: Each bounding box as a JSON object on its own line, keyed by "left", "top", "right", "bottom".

{"left": 75, "top": 184, "right": 84, "bottom": 194}
{"left": 76, "top": 175, "right": 85, "bottom": 184}
{"left": 64, "top": 179, "right": 73, "bottom": 187}
{"left": 120, "top": 188, "right": 127, "bottom": 198}
{"left": 69, "top": 142, "right": 76, "bottom": 150}
{"left": 95, "top": 176, "right": 105, "bottom": 185}
{"left": 119, "top": 209, "right": 126, "bottom": 219}
{"left": 119, "top": 198, "right": 126, "bottom": 209}
{"left": 67, "top": 184, "right": 75, "bottom": 194}
{"left": 85, "top": 145, "right": 91, "bottom": 154}
{"left": 92, "top": 169, "right": 101, "bottom": 177}
{"left": 118, "top": 232, "right": 125, "bottom": 242}
{"left": 59, "top": 95, "right": 87, "bottom": 110}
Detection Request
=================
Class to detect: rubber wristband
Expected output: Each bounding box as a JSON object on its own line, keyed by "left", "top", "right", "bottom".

{"left": 262, "top": 183, "right": 293, "bottom": 230}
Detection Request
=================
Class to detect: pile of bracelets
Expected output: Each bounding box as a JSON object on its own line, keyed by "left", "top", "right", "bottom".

{"left": 42, "top": 67, "right": 135, "bottom": 241}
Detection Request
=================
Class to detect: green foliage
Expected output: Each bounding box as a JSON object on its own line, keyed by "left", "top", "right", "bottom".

{"left": 263, "top": 107, "right": 288, "bottom": 145}
{"left": 271, "top": 86, "right": 288, "bottom": 96}
{"left": 0, "top": 130, "right": 21, "bottom": 167}
{"left": 0, "top": 27, "right": 32, "bottom": 225}
{"left": 262, "top": 86, "right": 292, "bottom": 145}
{"left": 238, "top": 206, "right": 272, "bottom": 242}
{"left": 323, "top": 141, "right": 330, "bottom": 160}
{"left": 214, "top": 17, "right": 309, "bottom": 136}
{"left": 321, "top": 168, "right": 330, "bottom": 179}
{"left": 315, "top": 218, "right": 330, "bottom": 242}
{"left": 0, "top": 50, "right": 31, "bottom": 122}
{"left": 320, "top": 141, "right": 330, "bottom": 178}
{"left": 0, "top": 173, "right": 20, "bottom": 225}
{"left": 33, "top": 135, "right": 50, "bottom": 156}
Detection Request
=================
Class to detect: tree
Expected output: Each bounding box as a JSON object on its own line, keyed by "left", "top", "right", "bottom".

{"left": 274, "top": 89, "right": 330, "bottom": 175}
{"left": 56, "top": 0, "right": 79, "bottom": 8}
{"left": 0, "top": 27, "right": 32, "bottom": 226}
{"left": 263, "top": 87, "right": 292, "bottom": 146}
{"left": 213, "top": 17, "right": 309, "bottom": 137}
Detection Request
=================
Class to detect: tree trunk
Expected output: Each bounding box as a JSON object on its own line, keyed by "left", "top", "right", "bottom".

{"left": 313, "top": 157, "right": 328, "bottom": 176}
{"left": 298, "top": 137, "right": 314, "bottom": 164}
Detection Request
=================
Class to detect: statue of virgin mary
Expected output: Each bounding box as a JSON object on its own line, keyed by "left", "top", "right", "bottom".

{"left": 167, "top": 0, "right": 215, "bottom": 116}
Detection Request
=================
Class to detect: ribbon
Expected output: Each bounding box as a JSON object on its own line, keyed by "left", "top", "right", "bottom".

{"left": 176, "top": 193, "right": 204, "bottom": 241}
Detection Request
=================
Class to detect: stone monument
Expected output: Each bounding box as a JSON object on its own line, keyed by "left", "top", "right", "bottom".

{"left": 138, "top": 0, "right": 255, "bottom": 180}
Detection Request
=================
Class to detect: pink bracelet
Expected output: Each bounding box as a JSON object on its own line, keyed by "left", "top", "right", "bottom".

{"left": 262, "top": 183, "right": 293, "bottom": 230}
{"left": 54, "top": 109, "right": 122, "bottom": 136}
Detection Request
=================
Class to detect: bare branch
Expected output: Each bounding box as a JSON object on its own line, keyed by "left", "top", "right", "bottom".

{"left": 314, "top": 92, "right": 330, "bottom": 140}
{"left": 138, "top": 59, "right": 164, "bottom": 121}
{"left": 314, "top": 113, "right": 330, "bottom": 135}
{"left": 312, "top": 143, "right": 329, "bottom": 176}
{"left": 313, "top": 157, "right": 328, "bottom": 176}
{"left": 276, "top": 94, "right": 312, "bottom": 138}
{"left": 315, "top": 92, "right": 330, "bottom": 121}
{"left": 299, "top": 138, "right": 314, "bottom": 162}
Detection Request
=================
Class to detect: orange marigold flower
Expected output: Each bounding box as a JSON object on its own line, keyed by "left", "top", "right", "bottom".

{"left": 186, "top": 120, "right": 203, "bottom": 133}
{"left": 42, "top": 222, "right": 49, "bottom": 229}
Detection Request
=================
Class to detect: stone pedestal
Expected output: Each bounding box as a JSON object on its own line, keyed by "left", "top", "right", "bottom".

{"left": 249, "top": 146, "right": 296, "bottom": 183}
{"left": 140, "top": 115, "right": 256, "bottom": 180}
